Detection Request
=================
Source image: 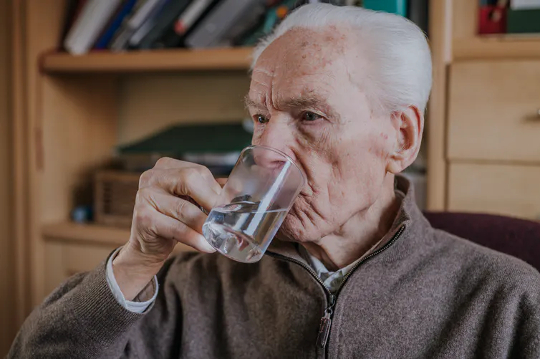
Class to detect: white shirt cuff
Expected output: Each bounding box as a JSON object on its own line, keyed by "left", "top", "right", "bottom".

{"left": 105, "top": 247, "right": 158, "bottom": 314}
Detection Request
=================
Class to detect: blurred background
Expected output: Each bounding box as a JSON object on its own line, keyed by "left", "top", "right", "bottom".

{"left": 1, "top": 0, "right": 539, "bottom": 355}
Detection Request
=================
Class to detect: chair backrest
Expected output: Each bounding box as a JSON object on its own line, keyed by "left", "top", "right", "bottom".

{"left": 424, "top": 212, "right": 540, "bottom": 272}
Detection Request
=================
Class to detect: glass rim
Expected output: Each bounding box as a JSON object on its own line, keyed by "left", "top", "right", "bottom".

{"left": 242, "top": 145, "right": 306, "bottom": 187}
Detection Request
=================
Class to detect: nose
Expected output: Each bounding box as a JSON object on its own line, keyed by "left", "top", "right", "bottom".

{"left": 251, "top": 116, "right": 297, "bottom": 168}
{"left": 252, "top": 145, "right": 289, "bottom": 171}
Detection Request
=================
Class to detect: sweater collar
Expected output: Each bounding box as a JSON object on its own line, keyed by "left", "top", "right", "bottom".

{"left": 266, "top": 174, "right": 431, "bottom": 265}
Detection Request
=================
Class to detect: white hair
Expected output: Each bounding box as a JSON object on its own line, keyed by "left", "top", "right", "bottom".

{"left": 251, "top": 4, "right": 432, "bottom": 114}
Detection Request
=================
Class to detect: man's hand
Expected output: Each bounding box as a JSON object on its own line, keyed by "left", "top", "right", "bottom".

{"left": 112, "top": 157, "right": 221, "bottom": 300}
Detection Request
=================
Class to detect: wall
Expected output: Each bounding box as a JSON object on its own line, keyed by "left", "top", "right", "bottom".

{"left": 118, "top": 71, "right": 251, "bottom": 145}
{"left": 0, "top": 0, "right": 15, "bottom": 354}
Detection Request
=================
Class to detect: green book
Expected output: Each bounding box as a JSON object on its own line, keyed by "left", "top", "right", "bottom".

{"left": 507, "top": 9, "right": 540, "bottom": 34}
{"left": 363, "top": 0, "right": 407, "bottom": 17}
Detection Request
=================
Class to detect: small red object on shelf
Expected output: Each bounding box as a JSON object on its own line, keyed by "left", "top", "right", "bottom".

{"left": 478, "top": 6, "right": 507, "bottom": 34}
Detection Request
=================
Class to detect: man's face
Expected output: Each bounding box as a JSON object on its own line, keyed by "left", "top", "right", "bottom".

{"left": 246, "top": 27, "right": 398, "bottom": 243}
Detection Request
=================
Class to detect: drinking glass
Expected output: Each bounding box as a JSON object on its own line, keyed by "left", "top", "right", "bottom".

{"left": 202, "top": 145, "right": 305, "bottom": 263}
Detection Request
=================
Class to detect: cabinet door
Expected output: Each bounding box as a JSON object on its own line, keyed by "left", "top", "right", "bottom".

{"left": 44, "top": 242, "right": 116, "bottom": 297}
{"left": 43, "top": 241, "right": 195, "bottom": 299}
{"left": 448, "top": 162, "right": 540, "bottom": 220}
{"left": 448, "top": 60, "right": 540, "bottom": 162}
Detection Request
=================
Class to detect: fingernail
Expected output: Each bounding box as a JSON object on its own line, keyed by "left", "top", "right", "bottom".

{"left": 199, "top": 236, "right": 216, "bottom": 253}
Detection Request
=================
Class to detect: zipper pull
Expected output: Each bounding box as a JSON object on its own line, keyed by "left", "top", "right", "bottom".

{"left": 316, "top": 294, "right": 335, "bottom": 348}
{"left": 316, "top": 310, "right": 332, "bottom": 348}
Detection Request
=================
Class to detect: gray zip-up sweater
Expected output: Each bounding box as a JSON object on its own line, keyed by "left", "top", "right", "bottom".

{"left": 8, "top": 177, "right": 540, "bottom": 358}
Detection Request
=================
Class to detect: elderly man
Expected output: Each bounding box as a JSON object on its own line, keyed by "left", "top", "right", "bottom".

{"left": 9, "top": 4, "right": 540, "bottom": 359}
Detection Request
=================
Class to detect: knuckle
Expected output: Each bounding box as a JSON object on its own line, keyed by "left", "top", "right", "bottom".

{"left": 154, "top": 157, "right": 172, "bottom": 168}
{"left": 179, "top": 167, "right": 197, "bottom": 183}
{"left": 174, "top": 199, "right": 187, "bottom": 217}
{"left": 139, "top": 170, "right": 153, "bottom": 188}
{"left": 136, "top": 187, "right": 152, "bottom": 201}
{"left": 196, "top": 165, "right": 212, "bottom": 179}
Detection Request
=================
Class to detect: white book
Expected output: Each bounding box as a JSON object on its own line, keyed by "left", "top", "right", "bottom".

{"left": 511, "top": 0, "right": 540, "bottom": 9}
{"left": 64, "top": 0, "right": 123, "bottom": 55}
{"left": 110, "top": 0, "right": 165, "bottom": 51}
{"left": 175, "top": 0, "right": 214, "bottom": 35}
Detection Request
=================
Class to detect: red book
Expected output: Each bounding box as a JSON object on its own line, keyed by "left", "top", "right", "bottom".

{"left": 478, "top": 5, "right": 507, "bottom": 34}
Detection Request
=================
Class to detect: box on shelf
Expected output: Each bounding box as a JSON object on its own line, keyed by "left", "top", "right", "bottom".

{"left": 94, "top": 171, "right": 140, "bottom": 228}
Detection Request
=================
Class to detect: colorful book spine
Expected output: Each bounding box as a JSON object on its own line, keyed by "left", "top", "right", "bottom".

{"left": 94, "top": 0, "right": 138, "bottom": 49}
{"left": 363, "top": 0, "right": 408, "bottom": 16}
{"left": 175, "top": 0, "right": 214, "bottom": 35}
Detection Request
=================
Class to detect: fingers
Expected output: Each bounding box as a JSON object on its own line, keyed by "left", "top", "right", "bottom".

{"left": 140, "top": 162, "right": 222, "bottom": 211}
{"left": 216, "top": 177, "right": 228, "bottom": 187}
{"left": 141, "top": 188, "right": 207, "bottom": 233}
{"left": 135, "top": 208, "right": 215, "bottom": 253}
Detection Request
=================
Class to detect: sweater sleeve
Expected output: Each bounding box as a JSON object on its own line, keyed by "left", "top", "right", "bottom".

{"left": 7, "top": 255, "right": 150, "bottom": 359}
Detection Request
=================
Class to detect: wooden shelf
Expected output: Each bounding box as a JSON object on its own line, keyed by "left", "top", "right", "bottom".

{"left": 453, "top": 36, "right": 540, "bottom": 60}
{"left": 41, "top": 47, "right": 254, "bottom": 74}
{"left": 42, "top": 222, "right": 193, "bottom": 252}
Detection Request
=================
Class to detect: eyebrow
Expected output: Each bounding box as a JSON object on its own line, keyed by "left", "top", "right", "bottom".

{"left": 244, "top": 94, "right": 340, "bottom": 121}
{"left": 244, "top": 95, "right": 264, "bottom": 110}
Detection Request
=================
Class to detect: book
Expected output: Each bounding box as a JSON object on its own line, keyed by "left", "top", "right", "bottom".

{"left": 109, "top": 0, "right": 166, "bottom": 51}
{"left": 507, "top": 8, "right": 540, "bottom": 32}
{"left": 408, "top": 0, "right": 428, "bottom": 33}
{"left": 137, "top": 0, "right": 193, "bottom": 49}
{"left": 60, "top": 0, "right": 86, "bottom": 48}
{"left": 93, "top": 0, "right": 138, "bottom": 49}
{"left": 185, "top": 0, "right": 266, "bottom": 48}
{"left": 151, "top": 0, "right": 219, "bottom": 48}
{"left": 128, "top": 0, "right": 171, "bottom": 47}
{"left": 511, "top": 0, "right": 540, "bottom": 9}
{"left": 175, "top": 0, "right": 215, "bottom": 36}
{"left": 64, "top": 0, "right": 124, "bottom": 54}
{"left": 237, "top": 0, "right": 298, "bottom": 46}
{"left": 362, "top": 0, "right": 408, "bottom": 16}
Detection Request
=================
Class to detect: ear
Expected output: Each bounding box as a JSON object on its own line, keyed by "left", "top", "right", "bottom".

{"left": 386, "top": 105, "right": 424, "bottom": 174}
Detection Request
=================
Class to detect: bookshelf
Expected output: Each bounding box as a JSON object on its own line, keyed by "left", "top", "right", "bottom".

{"left": 42, "top": 47, "right": 254, "bottom": 74}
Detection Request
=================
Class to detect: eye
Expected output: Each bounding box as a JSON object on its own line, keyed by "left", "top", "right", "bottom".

{"left": 301, "top": 111, "right": 322, "bottom": 122}
{"left": 254, "top": 115, "right": 269, "bottom": 124}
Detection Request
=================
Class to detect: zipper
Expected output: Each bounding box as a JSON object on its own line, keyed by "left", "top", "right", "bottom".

{"left": 266, "top": 224, "right": 406, "bottom": 350}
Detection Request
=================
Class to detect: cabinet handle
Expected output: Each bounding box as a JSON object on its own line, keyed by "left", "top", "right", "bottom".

{"left": 537, "top": 109, "right": 540, "bottom": 117}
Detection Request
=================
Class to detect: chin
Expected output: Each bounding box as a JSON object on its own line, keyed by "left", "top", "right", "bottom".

{"left": 276, "top": 211, "right": 325, "bottom": 244}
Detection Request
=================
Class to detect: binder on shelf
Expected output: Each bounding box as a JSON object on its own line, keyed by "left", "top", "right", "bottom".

{"left": 362, "top": 0, "right": 408, "bottom": 16}
{"left": 109, "top": 0, "right": 166, "bottom": 51}
{"left": 64, "top": 0, "right": 123, "bottom": 54}
{"left": 176, "top": 0, "right": 215, "bottom": 36}
{"left": 94, "top": 0, "right": 138, "bottom": 49}
{"left": 137, "top": 0, "right": 193, "bottom": 49}
{"left": 507, "top": 8, "right": 540, "bottom": 33}
{"left": 511, "top": 0, "right": 540, "bottom": 10}
{"left": 128, "top": 0, "right": 171, "bottom": 47}
{"left": 185, "top": 0, "right": 266, "bottom": 48}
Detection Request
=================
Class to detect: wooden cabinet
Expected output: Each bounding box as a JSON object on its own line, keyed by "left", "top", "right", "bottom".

{"left": 42, "top": 222, "right": 195, "bottom": 293}
{"left": 448, "top": 60, "right": 540, "bottom": 162}
{"left": 44, "top": 242, "right": 116, "bottom": 295}
{"left": 448, "top": 163, "right": 540, "bottom": 220}
{"left": 446, "top": 60, "right": 540, "bottom": 219}
{"left": 44, "top": 240, "right": 194, "bottom": 295}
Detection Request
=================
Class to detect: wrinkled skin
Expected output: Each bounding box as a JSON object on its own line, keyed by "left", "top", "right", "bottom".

{"left": 246, "top": 26, "right": 423, "bottom": 268}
